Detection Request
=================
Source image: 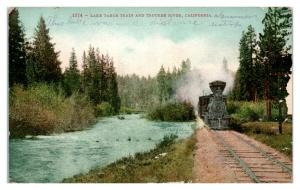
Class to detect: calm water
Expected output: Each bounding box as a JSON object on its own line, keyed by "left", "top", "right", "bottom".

{"left": 9, "top": 114, "right": 195, "bottom": 183}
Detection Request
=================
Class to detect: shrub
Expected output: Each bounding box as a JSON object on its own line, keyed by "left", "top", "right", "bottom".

{"left": 227, "top": 101, "right": 265, "bottom": 122}
{"left": 227, "top": 101, "right": 282, "bottom": 122}
{"left": 61, "top": 93, "right": 95, "bottom": 132}
{"left": 147, "top": 101, "right": 195, "bottom": 122}
{"left": 9, "top": 84, "right": 95, "bottom": 138}
{"left": 226, "top": 101, "right": 240, "bottom": 115}
{"left": 95, "top": 102, "right": 114, "bottom": 117}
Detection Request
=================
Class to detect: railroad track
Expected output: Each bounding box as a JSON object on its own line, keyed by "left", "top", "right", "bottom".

{"left": 211, "top": 130, "right": 292, "bottom": 183}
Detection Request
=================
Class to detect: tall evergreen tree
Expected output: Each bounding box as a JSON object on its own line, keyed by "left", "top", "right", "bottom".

{"left": 27, "top": 16, "right": 61, "bottom": 84}
{"left": 63, "top": 48, "right": 81, "bottom": 96}
{"left": 81, "top": 51, "right": 90, "bottom": 93}
{"left": 237, "top": 25, "right": 259, "bottom": 101}
{"left": 85, "top": 46, "right": 101, "bottom": 104}
{"left": 179, "top": 58, "right": 191, "bottom": 76}
{"left": 80, "top": 46, "right": 120, "bottom": 113}
{"left": 9, "top": 8, "right": 27, "bottom": 87}
{"left": 166, "top": 68, "right": 173, "bottom": 100}
{"left": 229, "top": 69, "right": 242, "bottom": 100}
{"left": 107, "top": 59, "right": 121, "bottom": 113}
{"left": 157, "top": 65, "right": 167, "bottom": 103}
{"left": 259, "top": 7, "right": 292, "bottom": 120}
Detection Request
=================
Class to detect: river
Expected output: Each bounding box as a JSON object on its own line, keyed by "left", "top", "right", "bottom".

{"left": 9, "top": 114, "right": 196, "bottom": 183}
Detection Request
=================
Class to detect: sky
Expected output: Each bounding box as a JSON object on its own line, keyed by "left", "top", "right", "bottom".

{"left": 17, "top": 7, "right": 267, "bottom": 76}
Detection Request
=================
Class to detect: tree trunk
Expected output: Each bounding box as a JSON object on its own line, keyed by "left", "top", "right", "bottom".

{"left": 264, "top": 79, "right": 272, "bottom": 120}
{"left": 278, "top": 121, "right": 283, "bottom": 134}
{"left": 278, "top": 100, "right": 283, "bottom": 134}
{"left": 266, "top": 99, "right": 272, "bottom": 120}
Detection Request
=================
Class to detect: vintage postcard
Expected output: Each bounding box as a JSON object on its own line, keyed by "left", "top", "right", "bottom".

{"left": 8, "top": 7, "right": 292, "bottom": 183}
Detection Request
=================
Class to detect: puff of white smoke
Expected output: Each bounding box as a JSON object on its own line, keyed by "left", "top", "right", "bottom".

{"left": 174, "top": 61, "right": 235, "bottom": 113}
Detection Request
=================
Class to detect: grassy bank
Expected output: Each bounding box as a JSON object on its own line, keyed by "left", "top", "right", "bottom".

{"left": 63, "top": 133, "right": 197, "bottom": 183}
{"left": 227, "top": 101, "right": 292, "bottom": 158}
{"left": 147, "top": 101, "right": 195, "bottom": 122}
{"left": 227, "top": 101, "right": 281, "bottom": 122}
{"left": 238, "top": 122, "right": 292, "bottom": 158}
{"left": 9, "top": 84, "right": 95, "bottom": 138}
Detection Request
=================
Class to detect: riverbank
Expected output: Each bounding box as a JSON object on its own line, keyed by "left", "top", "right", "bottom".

{"left": 63, "top": 133, "right": 196, "bottom": 183}
{"left": 10, "top": 114, "right": 195, "bottom": 182}
{"left": 9, "top": 84, "right": 96, "bottom": 138}
{"left": 226, "top": 101, "right": 292, "bottom": 158}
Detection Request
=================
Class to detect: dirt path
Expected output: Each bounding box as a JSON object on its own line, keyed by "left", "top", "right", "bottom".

{"left": 193, "top": 127, "right": 237, "bottom": 182}
{"left": 193, "top": 127, "right": 292, "bottom": 183}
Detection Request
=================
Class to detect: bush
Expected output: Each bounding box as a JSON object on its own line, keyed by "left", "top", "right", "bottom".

{"left": 95, "top": 102, "right": 114, "bottom": 117}
{"left": 228, "top": 101, "right": 265, "bottom": 122}
{"left": 61, "top": 93, "right": 95, "bottom": 132}
{"left": 227, "top": 101, "right": 282, "bottom": 122}
{"left": 226, "top": 101, "right": 240, "bottom": 115}
{"left": 147, "top": 101, "right": 195, "bottom": 122}
{"left": 9, "top": 84, "right": 95, "bottom": 138}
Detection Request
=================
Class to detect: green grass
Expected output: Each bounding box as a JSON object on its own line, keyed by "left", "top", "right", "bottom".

{"left": 63, "top": 133, "right": 197, "bottom": 183}
{"left": 239, "top": 122, "right": 292, "bottom": 158}
{"left": 9, "top": 84, "right": 95, "bottom": 138}
{"left": 227, "top": 101, "right": 292, "bottom": 158}
{"left": 227, "top": 101, "right": 280, "bottom": 122}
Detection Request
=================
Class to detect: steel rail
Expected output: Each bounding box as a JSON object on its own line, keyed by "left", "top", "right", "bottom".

{"left": 212, "top": 131, "right": 261, "bottom": 183}
{"left": 230, "top": 131, "right": 292, "bottom": 176}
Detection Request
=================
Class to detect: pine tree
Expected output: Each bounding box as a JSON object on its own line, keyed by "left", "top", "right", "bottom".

{"left": 63, "top": 48, "right": 81, "bottom": 96}
{"left": 166, "top": 68, "right": 173, "bottom": 100}
{"left": 81, "top": 46, "right": 121, "bottom": 113}
{"left": 107, "top": 59, "right": 121, "bottom": 113}
{"left": 179, "top": 58, "right": 191, "bottom": 76}
{"left": 157, "top": 65, "right": 167, "bottom": 103}
{"left": 85, "top": 46, "right": 101, "bottom": 104}
{"left": 238, "top": 25, "right": 259, "bottom": 101}
{"left": 27, "top": 16, "right": 61, "bottom": 84}
{"left": 229, "top": 69, "right": 242, "bottom": 100}
{"left": 230, "top": 25, "right": 266, "bottom": 102}
{"left": 9, "top": 8, "right": 27, "bottom": 87}
{"left": 259, "top": 7, "right": 292, "bottom": 120}
{"left": 69, "top": 48, "right": 78, "bottom": 71}
{"left": 81, "top": 50, "right": 92, "bottom": 94}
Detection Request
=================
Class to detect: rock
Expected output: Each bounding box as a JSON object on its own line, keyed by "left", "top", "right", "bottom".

{"left": 118, "top": 116, "right": 125, "bottom": 120}
{"left": 159, "top": 152, "right": 167, "bottom": 157}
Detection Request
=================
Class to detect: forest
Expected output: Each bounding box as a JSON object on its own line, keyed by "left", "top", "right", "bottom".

{"left": 229, "top": 7, "right": 292, "bottom": 134}
{"left": 9, "top": 7, "right": 292, "bottom": 137}
{"left": 8, "top": 8, "right": 195, "bottom": 137}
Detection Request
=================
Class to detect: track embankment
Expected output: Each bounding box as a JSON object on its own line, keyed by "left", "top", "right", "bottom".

{"left": 194, "top": 127, "right": 292, "bottom": 183}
